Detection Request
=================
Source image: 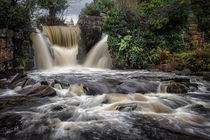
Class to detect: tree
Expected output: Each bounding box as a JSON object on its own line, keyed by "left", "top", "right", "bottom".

{"left": 37, "top": 0, "right": 68, "bottom": 18}
{"left": 0, "top": 0, "right": 35, "bottom": 30}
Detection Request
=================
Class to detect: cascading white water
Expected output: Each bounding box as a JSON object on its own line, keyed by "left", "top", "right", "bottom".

{"left": 32, "top": 27, "right": 112, "bottom": 69}
{"left": 53, "top": 45, "right": 78, "bottom": 66}
{"left": 84, "top": 35, "right": 112, "bottom": 69}
{"left": 31, "top": 31, "right": 53, "bottom": 69}
{"left": 31, "top": 26, "right": 80, "bottom": 69}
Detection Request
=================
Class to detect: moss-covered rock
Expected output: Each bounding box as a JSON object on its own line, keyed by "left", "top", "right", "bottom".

{"left": 167, "top": 82, "right": 188, "bottom": 94}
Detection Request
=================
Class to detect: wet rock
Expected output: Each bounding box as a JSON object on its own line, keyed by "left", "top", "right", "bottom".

{"left": 174, "top": 77, "right": 190, "bottom": 83}
{"left": 0, "top": 96, "right": 51, "bottom": 113}
{"left": 54, "top": 84, "right": 62, "bottom": 90}
{"left": 0, "top": 113, "right": 22, "bottom": 136}
{"left": 203, "top": 72, "right": 210, "bottom": 81}
{"left": 0, "top": 81, "right": 7, "bottom": 89}
{"left": 51, "top": 106, "right": 64, "bottom": 111}
{"left": 117, "top": 81, "right": 158, "bottom": 94}
{"left": 18, "top": 85, "right": 56, "bottom": 97}
{"left": 80, "top": 114, "right": 202, "bottom": 140}
{"left": 190, "top": 104, "right": 208, "bottom": 113}
{"left": 83, "top": 85, "right": 102, "bottom": 96}
{"left": 22, "top": 78, "right": 36, "bottom": 87}
{"left": 8, "top": 76, "right": 28, "bottom": 89}
{"left": 10, "top": 72, "right": 27, "bottom": 83}
{"left": 40, "top": 81, "right": 49, "bottom": 86}
{"left": 187, "top": 104, "right": 210, "bottom": 118}
{"left": 167, "top": 82, "right": 188, "bottom": 93}
{"left": 161, "top": 77, "right": 190, "bottom": 83}
{"left": 116, "top": 103, "right": 137, "bottom": 112}
{"left": 54, "top": 80, "right": 70, "bottom": 89}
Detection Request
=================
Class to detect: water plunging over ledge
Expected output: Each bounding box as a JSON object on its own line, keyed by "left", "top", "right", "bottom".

{"left": 31, "top": 26, "right": 112, "bottom": 70}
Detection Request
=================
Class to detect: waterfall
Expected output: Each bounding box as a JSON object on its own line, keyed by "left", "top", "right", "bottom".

{"left": 31, "top": 26, "right": 112, "bottom": 69}
{"left": 43, "top": 26, "right": 80, "bottom": 48}
{"left": 31, "top": 26, "right": 80, "bottom": 69}
{"left": 31, "top": 31, "right": 53, "bottom": 69}
{"left": 84, "top": 35, "right": 112, "bottom": 69}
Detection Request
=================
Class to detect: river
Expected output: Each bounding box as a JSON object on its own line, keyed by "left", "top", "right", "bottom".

{"left": 0, "top": 66, "right": 210, "bottom": 140}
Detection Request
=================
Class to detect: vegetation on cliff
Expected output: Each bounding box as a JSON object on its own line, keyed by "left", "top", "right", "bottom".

{"left": 82, "top": 0, "right": 210, "bottom": 72}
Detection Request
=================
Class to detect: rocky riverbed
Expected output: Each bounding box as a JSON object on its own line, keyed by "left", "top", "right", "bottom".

{"left": 0, "top": 66, "right": 210, "bottom": 140}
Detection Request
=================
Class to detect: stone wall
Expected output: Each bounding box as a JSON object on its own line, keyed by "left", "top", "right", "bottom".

{"left": 0, "top": 29, "right": 14, "bottom": 71}
{"left": 77, "top": 14, "right": 105, "bottom": 63}
{"left": 13, "top": 31, "right": 34, "bottom": 71}
{"left": 0, "top": 28, "right": 34, "bottom": 73}
{"left": 183, "top": 10, "right": 204, "bottom": 47}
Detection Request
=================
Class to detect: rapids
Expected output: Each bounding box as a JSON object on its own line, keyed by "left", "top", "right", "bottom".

{"left": 0, "top": 66, "right": 210, "bottom": 140}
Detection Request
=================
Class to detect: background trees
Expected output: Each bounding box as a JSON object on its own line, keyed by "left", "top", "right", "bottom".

{"left": 37, "top": 0, "right": 68, "bottom": 18}
{"left": 0, "top": 0, "right": 35, "bottom": 30}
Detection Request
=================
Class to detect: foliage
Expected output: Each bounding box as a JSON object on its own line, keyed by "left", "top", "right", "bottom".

{"left": 37, "top": 0, "right": 68, "bottom": 17}
{"left": 177, "top": 45, "right": 210, "bottom": 72}
{"left": 157, "top": 47, "right": 170, "bottom": 64}
{"left": 0, "top": 0, "right": 35, "bottom": 30}
{"left": 81, "top": 0, "right": 209, "bottom": 71}
{"left": 81, "top": 0, "right": 114, "bottom": 16}
{"left": 101, "top": 0, "right": 190, "bottom": 68}
{"left": 192, "top": 0, "right": 210, "bottom": 42}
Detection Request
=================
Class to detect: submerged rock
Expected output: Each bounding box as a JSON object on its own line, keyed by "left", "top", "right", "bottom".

{"left": 117, "top": 81, "right": 158, "bottom": 94}
{"left": 167, "top": 82, "right": 188, "bottom": 93}
{"left": 116, "top": 103, "right": 137, "bottom": 112}
{"left": 51, "top": 105, "right": 64, "bottom": 111}
{"left": 80, "top": 114, "right": 202, "bottom": 140}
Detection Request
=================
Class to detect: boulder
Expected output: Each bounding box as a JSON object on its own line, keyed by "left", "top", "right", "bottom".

{"left": 18, "top": 85, "right": 56, "bottom": 97}
{"left": 167, "top": 82, "right": 188, "bottom": 93}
